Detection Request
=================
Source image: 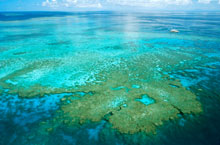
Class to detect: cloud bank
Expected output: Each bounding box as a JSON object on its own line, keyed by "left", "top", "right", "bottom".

{"left": 198, "top": 0, "right": 211, "bottom": 4}
{"left": 42, "top": 0, "right": 102, "bottom": 8}
{"left": 41, "top": 0, "right": 220, "bottom": 9}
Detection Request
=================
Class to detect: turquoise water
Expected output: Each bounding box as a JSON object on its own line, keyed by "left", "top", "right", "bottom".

{"left": 135, "top": 94, "right": 155, "bottom": 106}
{"left": 0, "top": 12, "right": 220, "bottom": 145}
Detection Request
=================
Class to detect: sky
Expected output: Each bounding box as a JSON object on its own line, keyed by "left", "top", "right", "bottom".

{"left": 0, "top": 0, "right": 220, "bottom": 11}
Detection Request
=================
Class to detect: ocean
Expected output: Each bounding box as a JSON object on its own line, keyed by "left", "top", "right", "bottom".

{"left": 0, "top": 11, "right": 220, "bottom": 145}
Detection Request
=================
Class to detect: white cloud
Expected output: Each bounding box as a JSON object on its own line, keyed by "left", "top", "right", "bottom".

{"left": 42, "top": 0, "right": 48, "bottom": 6}
{"left": 76, "top": 3, "right": 102, "bottom": 8}
{"left": 105, "top": 0, "right": 193, "bottom": 7}
{"left": 64, "top": 0, "right": 102, "bottom": 8}
{"left": 198, "top": 0, "right": 211, "bottom": 4}
{"left": 42, "top": 0, "right": 58, "bottom": 7}
{"left": 41, "top": 0, "right": 220, "bottom": 8}
{"left": 62, "top": 0, "right": 77, "bottom": 7}
{"left": 42, "top": 0, "right": 102, "bottom": 8}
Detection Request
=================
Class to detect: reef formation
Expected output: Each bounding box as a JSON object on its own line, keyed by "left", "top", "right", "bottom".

{"left": 0, "top": 45, "right": 208, "bottom": 135}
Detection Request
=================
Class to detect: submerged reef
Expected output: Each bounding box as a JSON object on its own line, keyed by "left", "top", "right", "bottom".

{"left": 0, "top": 46, "right": 209, "bottom": 135}
{"left": 1, "top": 31, "right": 220, "bottom": 136}
{"left": 58, "top": 77, "right": 201, "bottom": 134}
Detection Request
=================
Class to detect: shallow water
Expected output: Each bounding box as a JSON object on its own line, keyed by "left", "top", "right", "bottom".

{"left": 0, "top": 11, "right": 220, "bottom": 145}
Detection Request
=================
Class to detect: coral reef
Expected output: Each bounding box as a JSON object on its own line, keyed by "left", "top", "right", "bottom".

{"left": 57, "top": 73, "right": 202, "bottom": 134}
{"left": 18, "top": 50, "right": 205, "bottom": 135}
{"left": 0, "top": 44, "right": 208, "bottom": 134}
